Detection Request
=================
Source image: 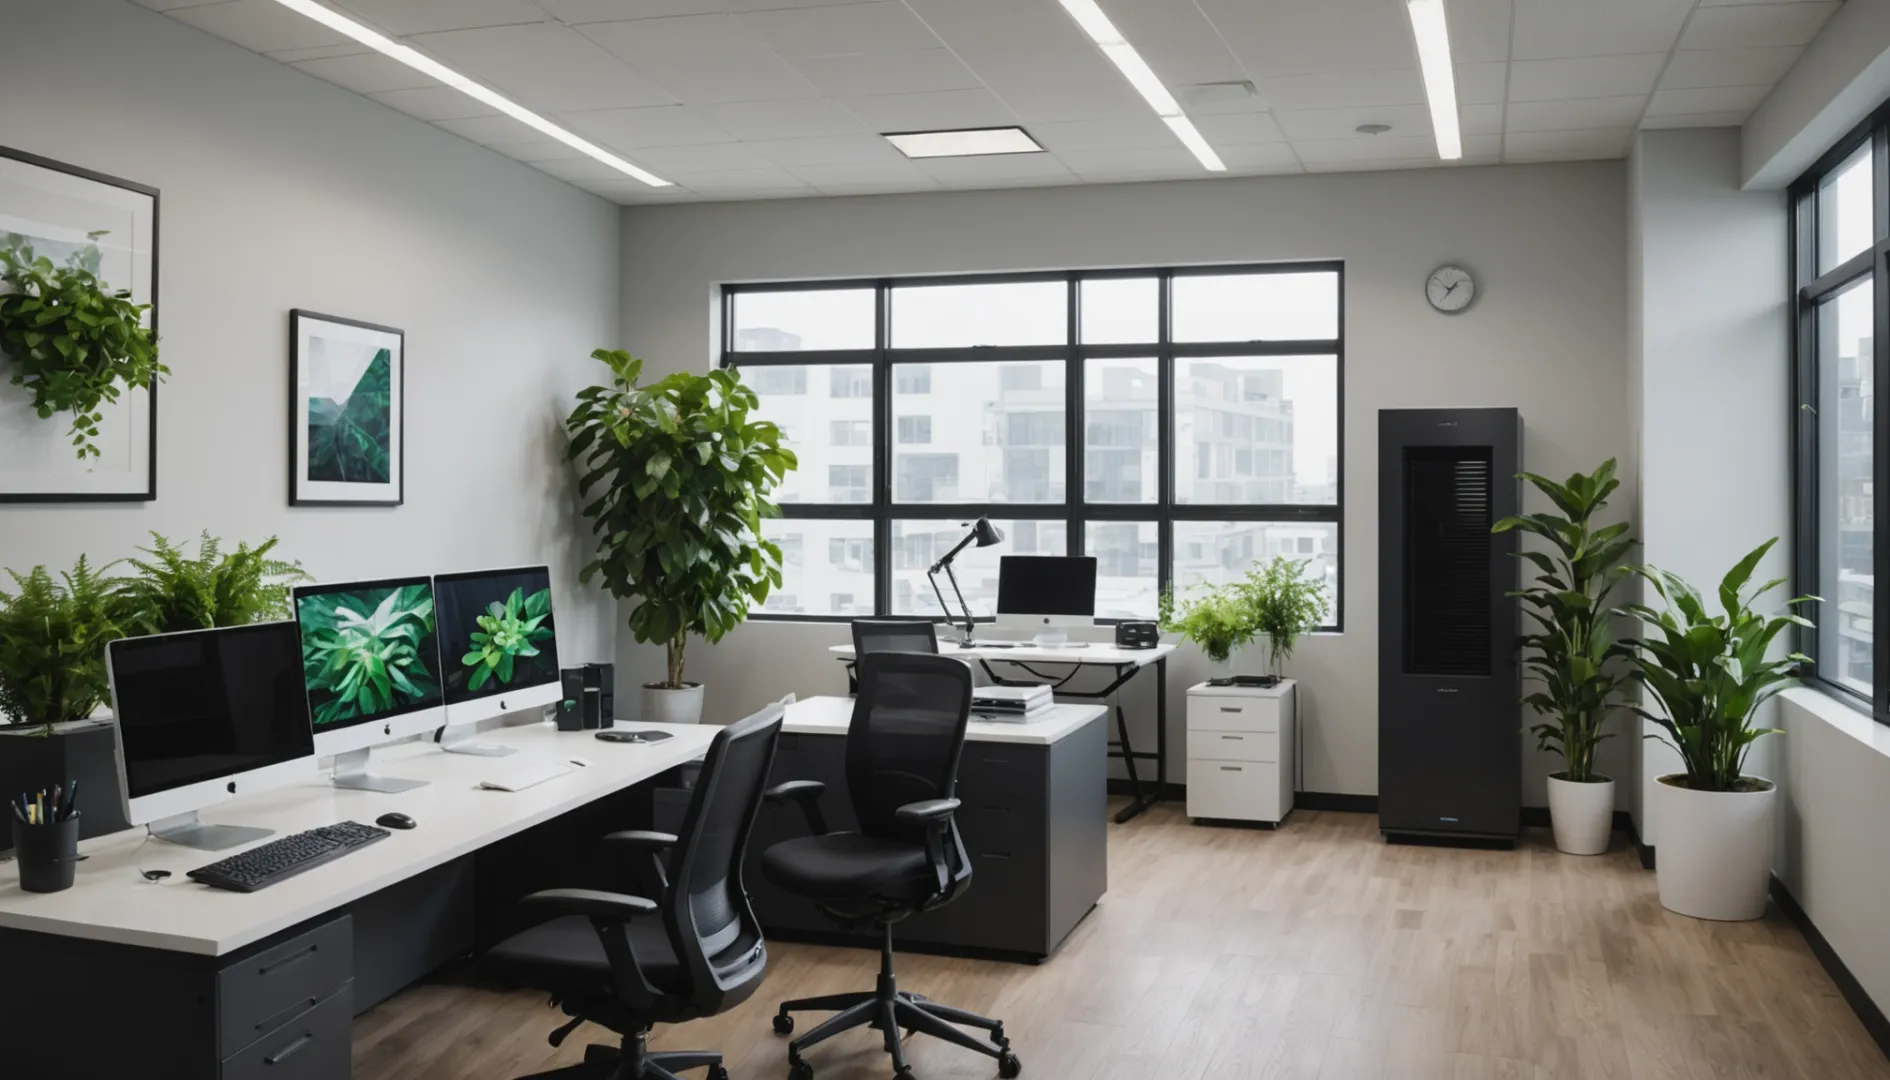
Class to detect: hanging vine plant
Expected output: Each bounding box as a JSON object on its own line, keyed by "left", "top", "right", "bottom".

{"left": 0, "top": 232, "right": 165, "bottom": 460}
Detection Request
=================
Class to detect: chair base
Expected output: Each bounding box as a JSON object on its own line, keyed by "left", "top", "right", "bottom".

{"left": 518, "top": 1034, "right": 727, "bottom": 1080}
{"left": 774, "top": 926, "right": 1020, "bottom": 1079}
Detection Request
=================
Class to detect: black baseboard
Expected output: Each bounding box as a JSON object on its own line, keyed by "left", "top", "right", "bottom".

{"left": 1771, "top": 876, "right": 1890, "bottom": 1062}
{"left": 1519, "top": 807, "right": 1636, "bottom": 832}
{"left": 1105, "top": 778, "right": 1184, "bottom": 800}
{"left": 1296, "top": 791, "right": 1377, "bottom": 813}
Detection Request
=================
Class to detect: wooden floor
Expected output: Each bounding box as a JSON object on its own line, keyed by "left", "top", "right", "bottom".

{"left": 353, "top": 805, "right": 1890, "bottom": 1080}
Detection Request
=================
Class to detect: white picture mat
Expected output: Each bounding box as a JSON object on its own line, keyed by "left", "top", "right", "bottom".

{"left": 293, "top": 314, "right": 402, "bottom": 503}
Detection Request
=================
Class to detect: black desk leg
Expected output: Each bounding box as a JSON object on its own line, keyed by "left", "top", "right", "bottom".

{"left": 1112, "top": 658, "right": 1168, "bottom": 824}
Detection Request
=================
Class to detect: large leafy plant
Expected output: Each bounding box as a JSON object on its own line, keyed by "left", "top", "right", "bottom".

{"left": 297, "top": 585, "right": 438, "bottom": 727}
{"left": 0, "top": 234, "right": 166, "bottom": 460}
{"left": 567, "top": 350, "right": 794, "bottom": 689}
{"left": 0, "top": 558, "right": 130, "bottom": 732}
{"left": 1492, "top": 460, "right": 1635, "bottom": 784}
{"left": 461, "top": 587, "right": 554, "bottom": 692}
{"left": 1248, "top": 556, "right": 1329, "bottom": 678}
{"left": 118, "top": 532, "right": 309, "bottom": 636}
{"left": 1618, "top": 538, "right": 1814, "bottom": 793}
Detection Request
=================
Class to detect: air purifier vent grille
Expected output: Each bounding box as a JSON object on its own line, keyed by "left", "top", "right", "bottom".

{"left": 1403, "top": 447, "right": 1493, "bottom": 676}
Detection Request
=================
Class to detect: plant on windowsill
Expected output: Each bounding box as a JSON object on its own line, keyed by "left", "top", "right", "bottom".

{"left": 566, "top": 349, "right": 795, "bottom": 725}
{"left": 1491, "top": 459, "right": 1634, "bottom": 855}
{"left": 1160, "top": 556, "right": 1327, "bottom": 686}
{"left": 1617, "top": 538, "right": 1814, "bottom": 920}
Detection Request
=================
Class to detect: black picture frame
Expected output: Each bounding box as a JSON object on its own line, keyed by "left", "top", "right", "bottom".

{"left": 0, "top": 145, "right": 159, "bottom": 503}
{"left": 288, "top": 309, "right": 405, "bottom": 508}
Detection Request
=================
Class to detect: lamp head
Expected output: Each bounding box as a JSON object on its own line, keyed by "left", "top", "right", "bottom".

{"left": 972, "top": 517, "right": 1004, "bottom": 547}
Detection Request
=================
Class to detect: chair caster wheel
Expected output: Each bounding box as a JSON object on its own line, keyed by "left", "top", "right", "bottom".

{"left": 774, "top": 1013, "right": 795, "bottom": 1035}
{"left": 708, "top": 1068, "right": 730, "bottom": 1080}
{"left": 788, "top": 1058, "right": 813, "bottom": 1080}
{"left": 998, "top": 1050, "right": 1022, "bottom": 1078}
{"left": 894, "top": 1069, "right": 916, "bottom": 1080}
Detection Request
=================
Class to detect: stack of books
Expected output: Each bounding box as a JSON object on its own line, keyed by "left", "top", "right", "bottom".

{"left": 971, "top": 684, "right": 1054, "bottom": 722}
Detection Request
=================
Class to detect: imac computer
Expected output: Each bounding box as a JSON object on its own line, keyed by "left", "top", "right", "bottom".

{"left": 107, "top": 621, "right": 319, "bottom": 851}
{"left": 293, "top": 575, "right": 446, "bottom": 792}
{"left": 433, "top": 565, "right": 561, "bottom": 756}
{"left": 996, "top": 555, "right": 1098, "bottom": 647}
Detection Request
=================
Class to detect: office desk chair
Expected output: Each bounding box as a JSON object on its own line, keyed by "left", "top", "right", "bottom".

{"left": 761, "top": 652, "right": 1021, "bottom": 1080}
{"left": 485, "top": 704, "right": 785, "bottom": 1080}
{"left": 846, "top": 618, "right": 938, "bottom": 694}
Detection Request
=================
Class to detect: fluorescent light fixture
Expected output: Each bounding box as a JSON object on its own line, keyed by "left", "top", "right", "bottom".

{"left": 267, "top": 0, "right": 670, "bottom": 186}
{"left": 1058, "top": 0, "right": 1223, "bottom": 172}
{"left": 885, "top": 127, "right": 1044, "bottom": 159}
{"left": 1405, "top": 0, "right": 1463, "bottom": 160}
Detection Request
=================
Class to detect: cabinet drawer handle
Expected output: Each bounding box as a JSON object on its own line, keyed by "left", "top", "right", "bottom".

{"left": 256, "top": 997, "right": 320, "bottom": 1034}
{"left": 1219, "top": 706, "right": 1241, "bottom": 713}
{"left": 1220, "top": 735, "right": 1243, "bottom": 740}
{"left": 259, "top": 944, "right": 317, "bottom": 977}
{"left": 265, "top": 1033, "right": 314, "bottom": 1066}
{"left": 1219, "top": 766, "right": 1242, "bottom": 772}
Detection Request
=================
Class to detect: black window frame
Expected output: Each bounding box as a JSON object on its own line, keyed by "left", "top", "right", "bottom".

{"left": 1791, "top": 101, "right": 1890, "bottom": 724}
{"left": 723, "top": 264, "right": 1346, "bottom": 627}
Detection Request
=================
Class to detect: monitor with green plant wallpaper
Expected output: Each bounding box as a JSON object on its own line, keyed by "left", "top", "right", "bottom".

{"left": 431, "top": 565, "right": 560, "bottom": 756}
{"left": 292, "top": 575, "right": 444, "bottom": 791}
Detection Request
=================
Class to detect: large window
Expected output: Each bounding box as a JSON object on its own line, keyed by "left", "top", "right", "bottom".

{"left": 725, "top": 266, "right": 1344, "bottom": 624}
{"left": 1793, "top": 121, "right": 1885, "bottom": 719}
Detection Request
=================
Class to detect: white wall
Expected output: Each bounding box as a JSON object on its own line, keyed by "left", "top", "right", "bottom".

{"left": 0, "top": 0, "right": 622, "bottom": 669}
{"left": 617, "top": 163, "right": 1633, "bottom": 799}
{"left": 1744, "top": 0, "right": 1890, "bottom": 189}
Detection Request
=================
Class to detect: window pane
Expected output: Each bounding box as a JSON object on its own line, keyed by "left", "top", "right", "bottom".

{"left": 1088, "top": 522, "right": 1158, "bottom": 619}
{"left": 1173, "top": 271, "right": 1338, "bottom": 342}
{"left": 1081, "top": 277, "right": 1157, "bottom": 344}
{"left": 891, "top": 519, "right": 1066, "bottom": 617}
{"left": 893, "top": 360, "right": 1065, "bottom": 503}
{"left": 1818, "top": 278, "right": 1874, "bottom": 697}
{"left": 740, "top": 363, "right": 872, "bottom": 504}
{"left": 1174, "top": 355, "right": 1337, "bottom": 505}
{"left": 1819, "top": 143, "right": 1874, "bottom": 275}
{"left": 731, "top": 288, "right": 875, "bottom": 351}
{"left": 1085, "top": 357, "right": 1157, "bottom": 504}
{"left": 892, "top": 280, "right": 1066, "bottom": 347}
{"left": 758, "top": 518, "right": 875, "bottom": 617}
{"left": 1174, "top": 521, "right": 1338, "bottom": 619}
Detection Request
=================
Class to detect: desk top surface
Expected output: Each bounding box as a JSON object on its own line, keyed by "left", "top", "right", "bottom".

{"left": 784, "top": 696, "right": 1106, "bottom": 746}
{"left": 0, "top": 721, "right": 716, "bottom": 957}
{"left": 827, "top": 641, "right": 1174, "bottom": 667}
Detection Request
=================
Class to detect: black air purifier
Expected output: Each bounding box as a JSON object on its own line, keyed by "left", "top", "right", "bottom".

{"left": 1378, "top": 408, "right": 1521, "bottom": 844}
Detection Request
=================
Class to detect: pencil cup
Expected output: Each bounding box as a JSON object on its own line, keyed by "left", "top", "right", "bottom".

{"left": 12, "top": 812, "right": 79, "bottom": 893}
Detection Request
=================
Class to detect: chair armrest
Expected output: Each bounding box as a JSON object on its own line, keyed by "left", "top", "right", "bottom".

{"left": 602, "top": 830, "right": 677, "bottom": 850}
{"left": 517, "top": 889, "right": 663, "bottom": 1014}
{"left": 517, "top": 888, "right": 657, "bottom": 922}
{"left": 764, "top": 780, "right": 830, "bottom": 835}
{"left": 896, "top": 799, "right": 961, "bottom": 895}
{"left": 602, "top": 831, "right": 677, "bottom": 896}
{"left": 895, "top": 798, "right": 960, "bottom": 826}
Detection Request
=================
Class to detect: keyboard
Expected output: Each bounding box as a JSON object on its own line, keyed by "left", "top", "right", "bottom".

{"left": 477, "top": 759, "right": 575, "bottom": 792}
{"left": 187, "top": 821, "right": 389, "bottom": 893}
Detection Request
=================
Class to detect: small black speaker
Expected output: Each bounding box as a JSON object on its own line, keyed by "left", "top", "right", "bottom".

{"left": 1115, "top": 621, "right": 1159, "bottom": 649}
{"left": 558, "top": 668, "right": 587, "bottom": 732}
{"left": 585, "top": 662, "right": 615, "bottom": 728}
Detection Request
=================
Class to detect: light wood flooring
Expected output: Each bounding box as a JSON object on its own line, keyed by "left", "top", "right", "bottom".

{"left": 353, "top": 805, "right": 1890, "bottom": 1080}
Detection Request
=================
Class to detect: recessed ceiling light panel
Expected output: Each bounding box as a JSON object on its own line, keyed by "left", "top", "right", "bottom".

{"left": 885, "top": 127, "right": 1045, "bottom": 159}
{"left": 1405, "top": 0, "right": 1463, "bottom": 160}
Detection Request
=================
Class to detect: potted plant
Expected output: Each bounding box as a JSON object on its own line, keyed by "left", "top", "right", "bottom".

{"left": 1619, "top": 538, "right": 1813, "bottom": 920}
{"left": 1160, "top": 580, "right": 1261, "bottom": 670}
{"left": 1247, "top": 555, "right": 1329, "bottom": 685}
{"left": 566, "top": 350, "right": 794, "bottom": 725}
{"left": 0, "top": 557, "right": 127, "bottom": 733}
{"left": 1492, "top": 460, "right": 1634, "bottom": 855}
{"left": 117, "top": 531, "right": 309, "bottom": 636}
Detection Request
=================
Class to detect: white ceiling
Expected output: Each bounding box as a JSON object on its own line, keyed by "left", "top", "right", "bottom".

{"left": 140, "top": 0, "right": 1842, "bottom": 203}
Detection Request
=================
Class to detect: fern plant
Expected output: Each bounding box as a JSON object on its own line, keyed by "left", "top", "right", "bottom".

{"left": 1159, "top": 582, "right": 1261, "bottom": 664}
{"left": 461, "top": 586, "right": 555, "bottom": 692}
{"left": 0, "top": 558, "right": 130, "bottom": 731}
{"left": 1247, "top": 556, "right": 1330, "bottom": 679}
{"left": 119, "top": 532, "right": 309, "bottom": 636}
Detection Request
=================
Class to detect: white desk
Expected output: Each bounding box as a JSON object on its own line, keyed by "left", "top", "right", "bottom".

{"left": 785, "top": 694, "right": 1106, "bottom": 746}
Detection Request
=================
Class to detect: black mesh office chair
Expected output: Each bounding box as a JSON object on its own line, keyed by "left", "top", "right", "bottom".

{"left": 761, "top": 652, "right": 1021, "bottom": 1080}
{"left": 846, "top": 618, "right": 937, "bottom": 694}
{"left": 486, "top": 704, "right": 785, "bottom": 1080}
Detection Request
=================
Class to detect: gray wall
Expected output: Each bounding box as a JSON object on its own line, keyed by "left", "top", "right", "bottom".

{"left": 0, "top": 0, "right": 622, "bottom": 670}
{"left": 617, "top": 163, "right": 1633, "bottom": 799}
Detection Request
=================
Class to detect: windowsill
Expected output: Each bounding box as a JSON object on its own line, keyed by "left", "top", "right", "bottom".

{"left": 1780, "top": 685, "right": 1890, "bottom": 761}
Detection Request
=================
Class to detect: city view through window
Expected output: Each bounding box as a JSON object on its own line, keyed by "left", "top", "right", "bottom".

{"left": 726, "top": 268, "right": 1342, "bottom": 624}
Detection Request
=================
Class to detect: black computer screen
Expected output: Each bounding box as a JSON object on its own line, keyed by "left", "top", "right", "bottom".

{"left": 109, "top": 622, "right": 316, "bottom": 800}
{"left": 434, "top": 566, "right": 560, "bottom": 704}
{"left": 292, "top": 577, "right": 443, "bottom": 730}
{"left": 996, "top": 556, "right": 1098, "bottom": 616}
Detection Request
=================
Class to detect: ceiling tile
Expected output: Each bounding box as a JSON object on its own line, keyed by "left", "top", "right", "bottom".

{"left": 1508, "top": 54, "right": 1667, "bottom": 103}
{"left": 1027, "top": 117, "right": 1177, "bottom": 153}
{"left": 1191, "top": 112, "right": 1288, "bottom": 145}
{"left": 792, "top": 48, "right": 983, "bottom": 97}
{"left": 1277, "top": 103, "right": 1434, "bottom": 142}
{"left": 1503, "top": 127, "right": 1633, "bottom": 161}
{"left": 722, "top": 0, "right": 884, "bottom": 10}
{"left": 168, "top": 0, "right": 354, "bottom": 53}
{"left": 903, "top": 0, "right": 1108, "bottom": 88}
{"left": 1640, "top": 110, "right": 1751, "bottom": 130}
{"left": 575, "top": 178, "right": 693, "bottom": 202}
{"left": 917, "top": 153, "right": 1078, "bottom": 188}
{"left": 1215, "top": 142, "right": 1304, "bottom": 174}
{"left": 1456, "top": 62, "right": 1509, "bottom": 107}
{"left": 291, "top": 53, "right": 437, "bottom": 95}
{"left": 433, "top": 114, "right": 543, "bottom": 144}
{"left": 1680, "top": 3, "right": 1841, "bottom": 50}
{"left": 747, "top": 134, "right": 907, "bottom": 166}
{"left": 330, "top": 0, "right": 544, "bottom": 35}
{"left": 1293, "top": 133, "right": 1497, "bottom": 164}
{"left": 1644, "top": 84, "right": 1771, "bottom": 116}
{"left": 1512, "top": 0, "right": 1693, "bottom": 60}
{"left": 580, "top": 14, "right": 819, "bottom": 104}
{"left": 673, "top": 166, "right": 812, "bottom": 191}
{"left": 697, "top": 97, "right": 869, "bottom": 139}
{"left": 1658, "top": 46, "right": 1804, "bottom": 90}
{"left": 994, "top": 81, "right": 1151, "bottom": 124}
{"left": 369, "top": 86, "right": 501, "bottom": 121}
{"left": 486, "top": 135, "right": 587, "bottom": 162}
{"left": 265, "top": 43, "right": 372, "bottom": 62}
{"left": 787, "top": 159, "right": 941, "bottom": 193}
{"left": 1505, "top": 95, "right": 1647, "bottom": 133}
{"left": 561, "top": 104, "right": 735, "bottom": 146}
{"left": 840, "top": 89, "right": 1018, "bottom": 133}
{"left": 1175, "top": 82, "right": 1271, "bottom": 116}
{"left": 1461, "top": 103, "right": 1504, "bottom": 136}
{"left": 1254, "top": 69, "right": 1424, "bottom": 111}
{"left": 132, "top": 0, "right": 234, "bottom": 10}
{"left": 1103, "top": 0, "right": 1250, "bottom": 87}
{"left": 739, "top": 1, "right": 944, "bottom": 58}
{"left": 540, "top": 0, "right": 724, "bottom": 23}
{"left": 632, "top": 141, "right": 779, "bottom": 171}
{"left": 1444, "top": 0, "right": 1516, "bottom": 65}
{"left": 1201, "top": 0, "right": 1416, "bottom": 77}
{"left": 1056, "top": 144, "right": 1198, "bottom": 181}
{"left": 533, "top": 156, "right": 634, "bottom": 182}
{"left": 410, "top": 23, "right": 674, "bottom": 111}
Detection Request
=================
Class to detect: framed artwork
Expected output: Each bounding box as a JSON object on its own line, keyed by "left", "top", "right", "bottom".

{"left": 0, "top": 146, "right": 158, "bottom": 503}
{"left": 289, "top": 309, "right": 404, "bottom": 507}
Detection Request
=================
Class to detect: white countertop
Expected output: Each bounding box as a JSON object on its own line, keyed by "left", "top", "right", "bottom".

{"left": 785, "top": 695, "right": 1106, "bottom": 746}
{"left": 828, "top": 641, "right": 1174, "bottom": 667}
{"left": 0, "top": 721, "right": 717, "bottom": 957}
{"left": 1187, "top": 678, "right": 1297, "bottom": 699}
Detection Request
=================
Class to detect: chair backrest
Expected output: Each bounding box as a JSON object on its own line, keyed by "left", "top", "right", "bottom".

{"left": 846, "top": 652, "right": 971, "bottom": 843}
{"left": 664, "top": 701, "right": 784, "bottom": 1012}
{"left": 851, "top": 618, "right": 939, "bottom": 658}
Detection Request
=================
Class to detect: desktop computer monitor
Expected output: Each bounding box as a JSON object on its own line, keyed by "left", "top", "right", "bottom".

{"left": 107, "top": 621, "right": 319, "bottom": 851}
{"left": 293, "top": 575, "right": 445, "bottom": 792}
{"left": 996, "top": 555, "right": 1098, "bottom": 646}
{"left": 433, "top": 565, "right": 561, "bottom": 756}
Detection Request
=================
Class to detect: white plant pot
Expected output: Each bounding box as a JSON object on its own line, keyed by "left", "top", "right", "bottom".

{"left": 1546, "top": 773, "right": 1614, "bottom": 855}
{"left": 642, "top": 682, "right": 704, "bottom": 726}
{"left": 1654, "top": 774, "right": 1776, "bottom": 921}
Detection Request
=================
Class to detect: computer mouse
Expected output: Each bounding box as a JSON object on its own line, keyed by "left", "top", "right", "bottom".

{"left": 376, "top": 812, "right": 417, "bottom": 830}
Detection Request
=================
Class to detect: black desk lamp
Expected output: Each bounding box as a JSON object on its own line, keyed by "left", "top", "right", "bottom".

{"left": 928, "top": 517, "right": 1003, "bottom": 643}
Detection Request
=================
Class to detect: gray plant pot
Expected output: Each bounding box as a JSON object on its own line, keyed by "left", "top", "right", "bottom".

{"left": 641, "top": 683, "right": 705, "bottom": 726}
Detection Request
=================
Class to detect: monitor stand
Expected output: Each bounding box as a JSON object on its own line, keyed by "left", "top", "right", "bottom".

{"left": 438, "top": 723, "right": 516, "bottom": 758}
{"left": 149, "top": 812, "right": 272, "bottom": 852}
{"left": 331, "top": 748, "right": 429, "bottom": 793}
{"left": 1032, "top": 627, "right": 1071, "bottom": 648}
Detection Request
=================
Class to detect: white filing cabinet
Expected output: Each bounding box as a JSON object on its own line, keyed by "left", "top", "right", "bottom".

{"left": 1186, "top": 679, "right": 1295, "bottom": 826}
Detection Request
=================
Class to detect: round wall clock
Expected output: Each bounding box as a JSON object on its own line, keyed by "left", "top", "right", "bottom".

{"left": 1426, "top": 265, "right": 1475, "bottom": 313}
